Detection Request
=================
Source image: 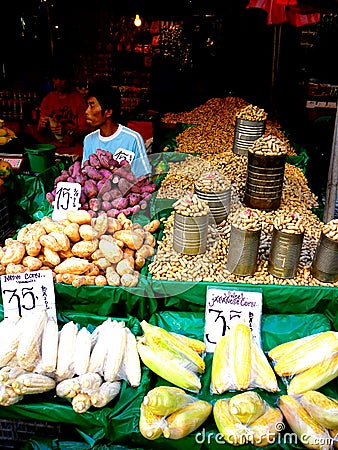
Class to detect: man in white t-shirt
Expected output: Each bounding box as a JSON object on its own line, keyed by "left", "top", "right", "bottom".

{"left": 82, "top": 81, "right": 151, "bottom": 178}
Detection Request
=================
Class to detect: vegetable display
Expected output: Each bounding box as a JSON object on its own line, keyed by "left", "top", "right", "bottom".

{"left": 46, "top": 149, "right": 156, "bottom": 218}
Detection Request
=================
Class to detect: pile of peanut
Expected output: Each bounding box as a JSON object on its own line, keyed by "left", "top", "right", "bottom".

{"left": 195, "top": 171, "right": 231, "bottom": 193}
{"left": 248, "top": 134, "right": 288, "bottom": 156}
{"left": 323, "top": 219, "right": 338, "bottom": 241}
{"left": 236, "top": 104, "right": 268, "bottom": 121}
{"left": 273, "top": 212, "right": 305, "bottom": 234}
{"left": 172, "top": 193, "right": 210, "bottom": 217}
{"left": 229, "top": 208, "right": 261, "bottom": 231}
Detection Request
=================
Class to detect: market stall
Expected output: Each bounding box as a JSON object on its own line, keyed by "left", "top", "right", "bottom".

{"left": 0, "top": 96, "right": 337, "bottom": 449}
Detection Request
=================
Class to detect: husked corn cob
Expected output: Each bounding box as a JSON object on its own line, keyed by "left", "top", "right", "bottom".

{"left": 16, "top": 309, "right": 47, "bottom": 371}
{"left": 163, "top": 399, "right": 212, "bottom": 439}
{"left": 88, "top": 319, "right": 115, "bottom": 374}
{"left": 227, "top": 322, "right": 252, "bottom": 390}
{"left": 103, "top": 322, "right": 127, "bottom": 382}
{"left": 170, "top": 332, "right": 206, "bottom": 354}
{"left": 73, "top": 327, "right": 92, "bottom": 376}
{"left": 143, "top": 386, "right": 194, "bottom": 416}
{"left": 72, "top": 392, "right": 92, "bottom": 413}
{"left": 279, "top": 395, "right": 332, "bottom": 450}
{"left": 229, "top": 391, "right": 266, "bottom": 425}
{"left": 56, "top": 377, "right": 81, "bottom": 398}
{"left": 90, "top": 381, "right": 121, "bottom": 408}
{"left": 0, "top": 385, "right": 23, "bottom": 406}
{"left": 0, "top": 317, "right": 21, "bottom": 367}
{"left": 268, "top": 331, "right": 336, "bottom": 362}
{"left": 56, "top": 321, "right": 78, "bottom": 380}
{"left": 299, "top": 390, "right": 338, "bottom": 429}
{"left": 251, "top": 339, "right": 279, "bottom": 392}
{"left": 287, "top": 352, "right": 338, "bottom": 395}
{"left": 0, "top": 366, "right": 27, "bottom": 385}
{"left": 247, "top": 404, "right": 284, "bottom": 447}
{"left": 121, "top": 328, "right": 141, "bottom": 387}
{"left": 271, "top": 331, "right": 338, "bottom": 377}
{"left": 211, "top": 335, "right": 231, "bottom": 394}
{"left": 140, "top": 321, "right": 205, "bottom": 374}
{"left": 12, "top": 372, "right": 56, "bottom": 395}
{"left": 41, "top": 315, "right": 59, "bottom": 373}
{"left": 78, "top": 372, "right": 102, "bottom": 394}
{"left": 139, "top": 402, "right": 165, "bottom": 440}
{"left": 137, "top": 341, "right": 201, "bottom": 393}
{"left": 213, "top": 398, "right": 248, "bottom": 446}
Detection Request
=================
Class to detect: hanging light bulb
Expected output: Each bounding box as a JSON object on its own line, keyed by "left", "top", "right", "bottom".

{"left": 134, "top": 14, "right": 142, "bottom": 27}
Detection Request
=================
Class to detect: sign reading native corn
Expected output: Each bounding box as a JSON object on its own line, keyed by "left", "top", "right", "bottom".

{"left": 204, "top": 287, "right": 262, "bottom": 353}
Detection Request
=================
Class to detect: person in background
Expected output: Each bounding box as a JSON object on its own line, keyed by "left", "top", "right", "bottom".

{"left": 82, "top": 80, "right": 151, "bottom": 179}
{"left": 37, "top": 67, "right": 89, "bottom": 147}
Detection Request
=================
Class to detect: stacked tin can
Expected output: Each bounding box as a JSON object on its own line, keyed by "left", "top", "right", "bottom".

{"left": 233, "top": 104, "right": 267, "bottom": 156}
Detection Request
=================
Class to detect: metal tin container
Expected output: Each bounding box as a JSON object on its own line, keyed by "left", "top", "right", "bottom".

{"left": 244, "top": 152, "right": 286, "bottom": 211}
{"left": 227, "top": 225, "right": 261, "bottom": 276}
{"left": 173, "top": 212, "right": 209, "bottom": 255}
{"left": 268, "top": 228, "right": 304, "bottom": 279}
{"left": 233, "top": 118, "right": 266, "bottom": 156}
{"left": 311, "top": 232, "right": 338, "bottom": 283}
{"left": 194, "top": 186, "right": 231, "bottom": 224}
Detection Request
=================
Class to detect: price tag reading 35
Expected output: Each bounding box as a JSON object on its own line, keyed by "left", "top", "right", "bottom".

{"left": 204, "top": 287, "right": 262, "bottom": 353}
{"left": 52, "top": 181, "right": 81, "bottom": 221}
{"left": 1, "top": 270, "right": 56, "bottom": 321}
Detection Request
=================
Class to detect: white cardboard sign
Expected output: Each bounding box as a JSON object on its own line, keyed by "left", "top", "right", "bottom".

{"left": 204, "top": 287, "right": 263, "bottom": 353}
{"left": 1, "top": 270, "right": 56, "bottom": 321}
{"left": 52, "top": 181, "right": 82, "bottom": 221}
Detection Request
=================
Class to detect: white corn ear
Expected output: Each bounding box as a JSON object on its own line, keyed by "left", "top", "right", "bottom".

{"left": 121, "top": 328, "right": 141, "bottom": 387}
{"left": 17, "top": 309, "right": 47, "bottom": 371}
{"left": 56, "top": 321, "right": 78, "bottom": 380}
{"left": 103, "top": 322, "right": 127, "bottom": 382}
{"left": 0, "top": 318, "right": 23, "bottom": 367}
{"left": 73, "top": 327, "right": 92, "bottom": 375}
{"left": 88, "top": 319, "right": 115, "bottom": 374}
{"left": 41, "top": 316, "right": 59, "bottom": 373}
{"left": 90, "top": 381, "right": 121, "bottom": 408}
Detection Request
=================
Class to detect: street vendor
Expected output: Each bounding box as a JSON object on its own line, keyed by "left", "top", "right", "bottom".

{"left": 82, "top": 81, "right": 151, "bottom": 179}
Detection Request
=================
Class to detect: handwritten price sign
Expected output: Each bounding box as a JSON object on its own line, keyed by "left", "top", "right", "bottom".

{"left": 204, "top": 287, "right": 262, "bottom": 353}
{"left": 1, "top": 270, "right": 56, "bottom": 321}
{"left": 52, "top": 182, "right": 81, "bottom": 221}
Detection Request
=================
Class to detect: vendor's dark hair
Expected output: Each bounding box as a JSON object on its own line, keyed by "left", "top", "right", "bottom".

{"left": 86, "top": 80, "right": 121, "bottom": 122}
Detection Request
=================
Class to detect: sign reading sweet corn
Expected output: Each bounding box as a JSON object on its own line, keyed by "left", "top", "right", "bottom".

{"left": 0, "top": 269, "right": 56, "bottom": 320}
{"left": 204, "top": 287, "right": 262, "bottom": 352}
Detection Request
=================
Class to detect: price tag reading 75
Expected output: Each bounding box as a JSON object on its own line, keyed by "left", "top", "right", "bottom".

{"left": 204, "top": 287, "right": 262, "bottom": 353}
{"left": 52, "top": 182, "right": 81, "bottom": 221}
{"left": 0, "top": 270, "right": 56, "bottom": 321}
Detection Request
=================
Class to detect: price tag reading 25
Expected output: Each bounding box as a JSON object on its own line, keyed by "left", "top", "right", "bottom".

{"left": 52, "top": 182, "right": 81, "bottom": 221}
{"left": 204, "top": 287, "right": 263, "bottom": 353}
{"left": 0, "top": 270, "right": 56, "bottom": 321}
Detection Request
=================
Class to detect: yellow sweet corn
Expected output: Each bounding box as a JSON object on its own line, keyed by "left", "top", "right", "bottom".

{"left": 137, "top": 341, "right": 201, "bottom": 393}
{"left": 247, "top": 404, "right": 284, "bottom": 447}
{"left": 143, "top": 386, "right": 194, "bottom": 416}
{"left": 12, "top": 373, "right": 56, "bottom": 395}
{"left": 279, "top": 395, "right": 332, "bottom": 450}
{"left": 250, "top": 339, "right": 279, "bottom": 393}
{"left": 229, "top": 391, "right": 266, "bottom": 425}
{"left": 41, "top": 315, "right": 59, "bottom": 373}
{"left": 170, "top": 332, "right": 206, "bottom": 354}
{"left": 139, "top": 402, "right": 164, "bottom": 440}
{"left": 122, "top": 328, "right": 141, "bottom": 387}
{"left": 90, "top": 381, "right": 121, "bottom": 408}
{"left": 211, "top": 335, "right": 231, "bottom": 394}
{"left": 16, "top": 309, "right": 47, "bottom": 371}
{"left": 228, "top": 322, "right": 252, "bottom": 390}
{"left": 272, "top": 331, "right": 338, "bottom": 377}
{"left": 163, "top": 399, "right": 212, "bottom": 440}
{"left": 299, "top": 390, "right": 338, "bottom": 429}
{"left": 268, "top": 334, "right": 314, "bottom": 361}
{"left": 287, "top": 352, "right": 338, "bottom": 395}
{"left": 213, "top": 398, "right": 248, "bottom": 446}
{"left": 140, "top": 321, "right": 205, "bottom": 374}
{"left": 72, "top": 392, "right": 92, "bottom": 414}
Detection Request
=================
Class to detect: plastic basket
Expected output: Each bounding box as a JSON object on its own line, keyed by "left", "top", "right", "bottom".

{"left": 0, "top": 419, "right": 63, "bottom": 449}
